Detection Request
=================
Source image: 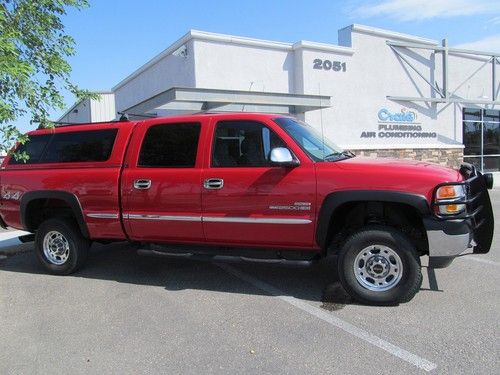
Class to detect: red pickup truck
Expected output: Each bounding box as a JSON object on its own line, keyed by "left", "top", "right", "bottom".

{"left": 0, "top": 113, "right": 494, "bottom": 305}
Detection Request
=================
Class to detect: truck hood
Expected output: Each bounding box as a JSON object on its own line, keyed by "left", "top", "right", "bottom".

{"left": 335, "top": 157, "right": 462, "bottom": 181}
{"left": 316, "top": 157, "right": 463, "bottom": 201}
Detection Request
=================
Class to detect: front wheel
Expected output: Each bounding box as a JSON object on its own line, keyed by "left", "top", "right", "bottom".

{"left": 35, "top": 218, "right": 90, "bottom": 275}
{"left": 337, "top": 226, "right": 422, "bottom": 305}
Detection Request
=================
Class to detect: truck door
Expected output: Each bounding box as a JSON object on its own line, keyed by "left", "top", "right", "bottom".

{"left": 121, "top": 119, "right": 206, "bottom": 242}
{"left": 201, "top": 118, "right": 317, "bottom": 249}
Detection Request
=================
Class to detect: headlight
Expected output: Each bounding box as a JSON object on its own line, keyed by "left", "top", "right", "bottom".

{"left": 435, "top": 184, "right": 466, "bottom": 215}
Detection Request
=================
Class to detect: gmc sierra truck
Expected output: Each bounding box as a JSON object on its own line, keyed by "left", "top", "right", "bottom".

{"left": 0, "top": 113, "right": 494, "bottom": 305}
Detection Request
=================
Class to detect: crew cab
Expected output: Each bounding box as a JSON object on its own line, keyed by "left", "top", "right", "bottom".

{"left": 0, "top": 113, "right": 494, "bottom": 305}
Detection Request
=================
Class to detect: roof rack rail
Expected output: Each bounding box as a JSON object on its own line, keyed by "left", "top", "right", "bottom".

{"left": 117, "top": 111, "right": 157, "bottom": 119}
{"left": 48, "top": 119, "right": 125, "bottom": 128}
{"left": 47, "top": 113, "right": 137, "bottom": 128}
{"left": 45, "top": 111, "right": 158, "bottom": 129}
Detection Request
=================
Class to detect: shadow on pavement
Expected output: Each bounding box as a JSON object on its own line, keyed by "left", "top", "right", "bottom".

{"left": 0, "top": 239, "right": 440, "bottom": 308}
{"left": 0, "top": 240, "right": 356, "bottom": 307}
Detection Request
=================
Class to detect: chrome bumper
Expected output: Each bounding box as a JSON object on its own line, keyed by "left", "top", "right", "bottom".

{"left": 426, "top": 164, "right": 494, "bottom": 268}
{"left": 424, "top": 218, "right": 473, "bottom": 268}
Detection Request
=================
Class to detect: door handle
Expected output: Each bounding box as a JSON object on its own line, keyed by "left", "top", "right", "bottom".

{"left": 134, "top": 179, "right": 152, "bottom": 190}
{"left": 203, "top": 178, "right": 224, "bottom": 189}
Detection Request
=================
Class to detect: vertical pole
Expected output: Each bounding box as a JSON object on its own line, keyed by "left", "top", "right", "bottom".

{"left": 493, "top": 57, "right": 497, "bottom": 101}
{"left": 442, "top": 39, "right": 448, "bottom": 99}
{"left": 481, "top": 111, "right": 484, "bottom": 173}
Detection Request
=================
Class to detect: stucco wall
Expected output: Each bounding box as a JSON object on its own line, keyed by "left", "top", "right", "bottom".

{"left": 304, "top": 28, "right": 454, "bottom": 151}
{"left": 113, "top": 40, "right": 196, "bottom": 114}
{"left": 193, "top": 39, "right": 294, "bottom": 93}
{"left": 58, "top": 99, "right": 91, "bottom": 123}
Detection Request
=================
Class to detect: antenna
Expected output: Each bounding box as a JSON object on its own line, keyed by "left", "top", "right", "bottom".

{"left": 242, "top": 81, "right": 255, "bottom": 112}
{"left": 318, "top": 83, "right": 326, "bottom": 160}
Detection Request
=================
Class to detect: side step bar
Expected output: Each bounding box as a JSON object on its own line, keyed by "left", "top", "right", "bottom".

{"left": 137, "top": 248, "right": 316, "bottom": 268}
{"left": 19, "top": 234, "right": 35, "bottom": 243}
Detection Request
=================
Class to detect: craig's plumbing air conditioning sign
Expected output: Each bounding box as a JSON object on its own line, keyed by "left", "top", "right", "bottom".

{"left": 360, "top": 108, "right": 437, "bottom": 139}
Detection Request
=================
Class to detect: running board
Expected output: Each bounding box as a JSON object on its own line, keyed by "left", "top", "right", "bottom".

{"left": 136, "top": 248, "right": 316, "bottom": 267}
{"left": 19, "top": 234, "right": 35, "bottom": 243}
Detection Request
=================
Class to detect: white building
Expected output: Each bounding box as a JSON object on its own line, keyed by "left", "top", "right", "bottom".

{"left": 58, "top": 24, "right": 500, "bottom": 172}
{"left": 58, "top": 91, "right": 115, "bottom": 124}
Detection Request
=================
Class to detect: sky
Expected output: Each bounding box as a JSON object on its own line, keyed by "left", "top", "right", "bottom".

{"left": 16, "top": 0, "right": 500, "bottom": 132}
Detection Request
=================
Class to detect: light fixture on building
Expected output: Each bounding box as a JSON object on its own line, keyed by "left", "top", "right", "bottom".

{"left": 173, "top": 44, "right": 188, "bottom": 58}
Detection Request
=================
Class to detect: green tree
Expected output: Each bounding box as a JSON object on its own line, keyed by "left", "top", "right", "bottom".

{"left": 0, "top": 0, "right": 93, "bottom": 161}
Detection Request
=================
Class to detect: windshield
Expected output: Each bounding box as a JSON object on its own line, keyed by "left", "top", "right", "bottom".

{"left": 274, "top": 117, "right": 348, "bottom": 162}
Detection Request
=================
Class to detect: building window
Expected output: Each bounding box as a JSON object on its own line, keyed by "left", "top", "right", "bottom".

{"left": 463, "top": 108, "right": 500, "bottom": 172}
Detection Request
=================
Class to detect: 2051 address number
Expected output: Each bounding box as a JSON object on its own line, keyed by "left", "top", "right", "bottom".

{"left": 313, "top": 59, "right": 346, "bottom": 72}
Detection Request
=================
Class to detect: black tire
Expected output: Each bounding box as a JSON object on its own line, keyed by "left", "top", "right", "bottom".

{"left": 337, "top": 225, "right": 422, "bottom": 305}
{"left": 35, "top": 218, "right": 90, "bottom": 275}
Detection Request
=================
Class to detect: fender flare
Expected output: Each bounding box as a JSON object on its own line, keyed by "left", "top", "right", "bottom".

{"left": 20, "top": 190, "right": 89, "bottom": 238}
{"left": 316, "top": 190, "right": 430, "bottom": 249}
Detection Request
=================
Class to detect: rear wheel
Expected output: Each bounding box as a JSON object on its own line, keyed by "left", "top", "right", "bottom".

{"left": 35, "top": 218, "right": 90, "bottom": 275}
{"left": 337, "top": 226, "right": 422, "bottom": 305}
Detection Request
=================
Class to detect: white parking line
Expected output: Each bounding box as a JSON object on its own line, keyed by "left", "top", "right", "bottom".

{"left": 462, "top": 256, "right": 500, "bottom": 267}
{"left": 217, "top": 263, "right": 437, "bottom": 372}
{"left": 0, "top": 230, "right": 29, "bottom": 242}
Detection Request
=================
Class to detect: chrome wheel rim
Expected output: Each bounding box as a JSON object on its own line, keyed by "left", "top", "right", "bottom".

{"left": 43, "top": 231, "right": 70, "bottom": 265}
{"left": 353, "top": 245, "right": 403, "bottom": 292}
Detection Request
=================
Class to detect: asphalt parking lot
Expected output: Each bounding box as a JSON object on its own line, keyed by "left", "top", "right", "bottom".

{"left": 1, "top": 191, "right": 499, "bottom": 374}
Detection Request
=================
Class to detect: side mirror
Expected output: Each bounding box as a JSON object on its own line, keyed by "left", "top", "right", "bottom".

{"left": 270, "top": 147, "right": 299, "bottom": 167}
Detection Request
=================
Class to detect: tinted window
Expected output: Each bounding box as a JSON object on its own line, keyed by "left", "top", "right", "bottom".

{"left": 212, "top": 120, "right": 286, "bottom": 167}
{"left": 463, "top": 108, "right": 481, "bottom": 121}
{"left": 483, "top": 123, "right": 499, "bottom": 155}
{"left": 463, "top": 108, "right": 500, "bottom": 172}
{"left": 484, "top": 110, "right": 500, "bottom": 123}
{"left": 139, "top": 122, "right": 200, "bottom": 167}
{"left": 41, "top": 129, "right": 118, "bottom": 163}
{"left": 463, "top": 121, "right": 481, "bottom": 155}
{"left": 9, "top": 134, "right": 52, "bottom": 164}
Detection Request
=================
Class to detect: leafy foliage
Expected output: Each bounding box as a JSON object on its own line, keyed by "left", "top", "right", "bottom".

{"left": 0, "top": 0, "right": 93, "bottom": 161}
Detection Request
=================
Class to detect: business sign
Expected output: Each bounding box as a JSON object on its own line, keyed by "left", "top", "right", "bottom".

{"left": 360, "top": 108, "right": 436, "bottom": 139}
{"left": 378, "top": 108, "right": 416, "bottom": 122}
